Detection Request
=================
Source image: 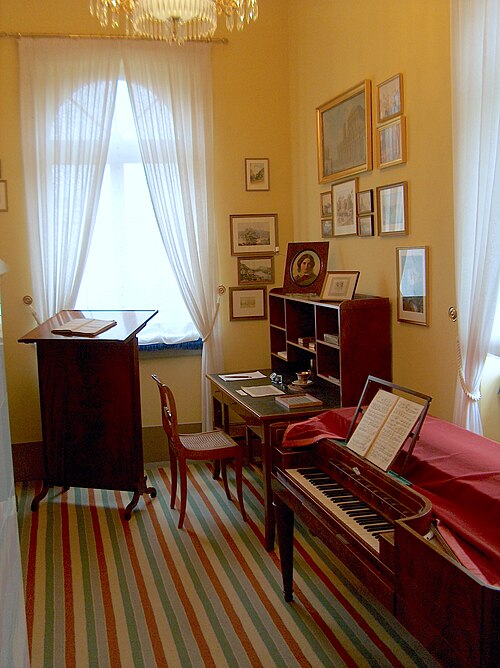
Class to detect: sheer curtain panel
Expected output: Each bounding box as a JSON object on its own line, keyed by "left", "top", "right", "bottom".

{"left": 451, "top": 0, "right": 500, "bottom": 432}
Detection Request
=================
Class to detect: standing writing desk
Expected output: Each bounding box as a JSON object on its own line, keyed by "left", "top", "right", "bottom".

{"left": 19, "top": 309, "right": 157, "bottom": 519}
{"left": 207, "top": 370, "right": 339, "bottom": 550}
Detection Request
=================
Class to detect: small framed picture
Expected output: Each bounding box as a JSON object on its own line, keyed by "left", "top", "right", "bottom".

{"left": 282, "top": 241, "right": 329, "bottom": 295}
{"left": 357, "top": 214, "right": 374, "bottom": 237}
{"left": 320, "top": 190, "right": 333, "bottom": 217}
{"left": 333, "top": 178, "right": 358, "bottom": 237}
{"left": 320, "top": 271, "right": 360, "bottom": 302}
{"left": 356, "top": 189, "right": 373, "bottom": 214}
{"left": 230, "top": 213, "right": 278, "bottom": 256}
{"left": 377, "top": 181, "right": 408, "bottom": 236}
{"left": 245, "top": 158, "right": 269, "bottom": 191}
{"left": 0, "top": 180, "right": 8, "bottom": 212}
{"left": 396, "top": 246, "right": 429, "bottom": 325}
{"left": 237, "top": 255, "right": 274, "bottom": 285}
{"left": 377, "top": 73, "right": 403, "bottom": 124}
{"left": 377, "top": 117, "right": 407, "bottom": 168}
{"left": 321, "top": 218, "right": 333, "bottom": 238}
{"left": 229, "top": 287, "right": 267, "bottom": 321}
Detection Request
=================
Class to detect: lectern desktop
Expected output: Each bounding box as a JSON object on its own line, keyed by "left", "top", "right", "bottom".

{"left": 19, "top": 309, "right": 157, "bottom": 519}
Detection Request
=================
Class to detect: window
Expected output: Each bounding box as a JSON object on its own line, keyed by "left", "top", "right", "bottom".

{"left": 75, "top": 80, "right": 200, "bottom": 347}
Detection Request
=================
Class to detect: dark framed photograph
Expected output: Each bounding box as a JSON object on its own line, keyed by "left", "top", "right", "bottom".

{"left": 377, "top": 182, "right": 408, "bottom": 236}
{"left": 377, "top": 116, "right": 407, "bottom": 168}
{"left": 333, "top": 178, "right": 358, "bottom": 236}
{"left": 230, "top": 213, "right": 278, "bottom": 256}
{"left": 229, "top": 287, "right": 267, "bottom": 321}
{"left": 316, "top": 80, "right": 372, "bottom": 183}
{"left": 396, "top": 246, "right": 429, "bottom": 325}
{"left": 320, "top": 271, "right": 360, "bottom": 302}
{"left": 245, "top": 158, "right": 269, "bottom": 191}
{"left": 237, "top": 255, "right": 274, "bottom": 285}
{"left": 282, "top": 241, "right": 330, "bottom": 295}
{"left": 377, "top": 73, "right": 403, "bottom": 123}
{"left": 356, "top": 189, "right": 373, "bottom": 214}
{"left": 321, "top": 218, "right": 333, "bottom": 238}
{"left": 357, "top": 214, "right": 374, "bottom": 237}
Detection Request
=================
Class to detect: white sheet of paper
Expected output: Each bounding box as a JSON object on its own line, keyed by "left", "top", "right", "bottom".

{"left": 243, "top": 385, "right": 285, "bottom": 397}
{"left": 219, "top": 371, "right": 266, "bottom": 381}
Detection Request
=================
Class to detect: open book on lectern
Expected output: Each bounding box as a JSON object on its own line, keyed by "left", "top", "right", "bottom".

{"left": 344, "top": 378, "right": 432, "bottom": 472}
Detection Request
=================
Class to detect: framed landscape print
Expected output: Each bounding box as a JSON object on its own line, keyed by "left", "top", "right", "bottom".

{"left": 237, "top": 256, "right": 274, "bottom": 285}
{"left": 333, "top": 178, "right": 358, "bottom": 237}
{"left": 377, "top": 73, "right": 403, "bottom": 123}
{"left": 396, "top": 246, "right": 429, "bottom": 325}
{"left": 377, "top": 182, "right": 408, "bottom": 236}
{"left": 245, "top": 158, "right": 270, "bottom": 191}
{"left": 317, "top": 80, "right": 372, "bottom": 183}
{"left": 230, "top": 213, "right": 278, "bottom": 256}
{"left": 229, "top": 287, "right": 268, "bottom": 320}
{"left": 377, "top": 116, "right": 407, "bottom": 168}
{"left": 320, "top": 190, "right": 333, "bottom": 217}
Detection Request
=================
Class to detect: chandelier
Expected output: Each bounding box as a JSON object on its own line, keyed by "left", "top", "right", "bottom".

{"left": 89, "top": 0, "right": 259, "bottom": 43}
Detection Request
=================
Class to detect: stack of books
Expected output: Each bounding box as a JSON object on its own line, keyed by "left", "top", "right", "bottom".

{"left": 298, "top": 336, "right": 315, "bottom": 347}
{"left": 275, "top": 394, "right": 323, "bottom": 410}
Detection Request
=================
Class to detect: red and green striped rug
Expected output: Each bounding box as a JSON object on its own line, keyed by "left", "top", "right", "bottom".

{"left": 17, "top": 463, "right": 439, "bottom": 667}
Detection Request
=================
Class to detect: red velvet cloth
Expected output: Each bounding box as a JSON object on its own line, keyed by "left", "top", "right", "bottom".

{"left": 281, "top": 408, "right": 500, "bottom": 586}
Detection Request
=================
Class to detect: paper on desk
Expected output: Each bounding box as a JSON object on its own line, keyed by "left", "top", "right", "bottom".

{"left": 243, "top": 385, "right": 285, "bottom": 397}
{"left": 219, "top": 371, "right": 266, "bottom": 381}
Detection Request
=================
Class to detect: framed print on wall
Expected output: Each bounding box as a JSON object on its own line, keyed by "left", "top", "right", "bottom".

{"left": 321, "top": 218, "right": 333, "bottom": 238}
{"left": 316, "top": 80, "right": 372, "bottom": 183}
{"left": 377, "top": 181, "right": 408, "bottom": 236}
{"left": 320, "top": 190, "right": 333, "bottom": 217}
{"left": 356, "top": 189, "right": 373, "bottom": 215}
{"left": 357, "top": 214, "right": 374, "bottom": 237}
{"left": 320, "top": 271, "right": 360, "bottom": 302}
{"left": 396, "top": 246, "right": 429, "bottom": 325}
{"left": 245, "top": 158, "right": 270, "bottom": 191}
{"left": 229, "top": 287, "right": 267, "bottom": 321}
{"left": 377, "top": 73, "right": 403, "bottom": 123}
{"left": 230, "top": 213, "right": 278, "bottom": 256}
{"left": 377, "top": 116, "right": 407, "bottom": 168}
{"left": 333, "top": 178, "right": 358, "bottom": 237}
{"left": 237, "top": 255, "right": 274, "bottom": 285}
{"left": 0, "top": 180, "right": 8, "bottom": 212}
{"left": 282, "top": 241, "right": 329, "bottom": 295}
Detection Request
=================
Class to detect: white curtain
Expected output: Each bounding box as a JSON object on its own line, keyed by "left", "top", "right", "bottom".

{"left": 19, "top": 39, "right": 120, "bottom": 321}
{"left": 122, "top": 42, "right": 223, "bottom": 429}
{"left": 451, "top": 0, "right": 500, "bottom": 432}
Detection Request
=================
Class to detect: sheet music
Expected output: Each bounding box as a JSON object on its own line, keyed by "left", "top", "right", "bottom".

{"left": 346, "top": 390, "right": 399, "bottom": 456}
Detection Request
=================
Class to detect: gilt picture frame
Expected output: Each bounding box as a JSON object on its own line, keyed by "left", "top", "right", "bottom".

{"left": 245, "top": 158, "right": 270, "bottom": 191}
{"left": 377, "top": 181, "right": 408, "bottom": 236}
{"left": 230, "top": 213, "right": 278, "bottom": 256}
{"left": 333, "top": 178, "right": 358, "bottom": 237}
{"left": 377, "top": 116, "right": 407, "bottom": 168}
{"left": 237, "top": 256, "right": 274, "bottom": 285}
{"left": 377, "top": 73, "right": 403, "bottom": 123}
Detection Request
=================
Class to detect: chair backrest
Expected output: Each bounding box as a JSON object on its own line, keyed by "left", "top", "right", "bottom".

{"left": 151, "top": 374, "right": 181, "bottom": 452}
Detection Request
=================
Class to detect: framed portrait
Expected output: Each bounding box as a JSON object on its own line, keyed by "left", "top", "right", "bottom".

{"left": 357, "top": 214, "right": 374, "bottom": 237}
{"left": 0, "top": 180, "right": 8, "bottom": 212}
{"left": 356, "top": 189, "right": 373, "bottom": 214}
{"left": 230, "top": 213, "right": 278, "bottom": 256}
{"left": 321, "top": 218, "right": 333, "bottom": 238}
{"left": 396, "top": 246, "right": 429, "bottom": 325}
{"left": 316, "top": 80, "right": 372, "bottom": 183}
{"left": 320, "top": 190, "right": 333, "bottom": 217}
{"left": 229, "top": 287, "right": 267, "bottom": 321}
{"left": 245, "top": 158, "right": 270, "bottom": 191}
{"left": 377, "top": 181, "right": 408, "bottom": 236}
{"left": 320, "top": 271, "right": 360, "bottom": 302}
{"left": 282, "top": 241, "right": 329, "bottom": 295}
{"left": 237, "top": 255, "right": 274, "bottom": 285}
{"left": 377, "top": 116, "right": 407, "bottom": 168}
{"left": 333, "top": 178, "right": 358, "bottom": 237}
{"left": 377, "top": 73, "right": 403, "bottom": 123}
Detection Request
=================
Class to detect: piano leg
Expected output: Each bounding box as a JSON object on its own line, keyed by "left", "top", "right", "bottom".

{"left": 274, "top": 496, "right": 294, "bottom": 603}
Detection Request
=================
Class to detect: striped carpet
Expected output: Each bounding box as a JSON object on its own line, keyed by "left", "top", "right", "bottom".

{"left": 16, "top": 462, "right": 440, "bottom": 668}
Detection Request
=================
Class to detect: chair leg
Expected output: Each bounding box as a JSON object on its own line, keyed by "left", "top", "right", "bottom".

{"left": 169, "top": 446, "right": 177, "bottom": 510}
{"left": 221, "top": 460, "right": 231, "bottom": 500}
{"left": 178, "top": 457, "right": 188, "bottom": 529}
{"left": 234, "top": 452, "right": 247, "bottom": 522}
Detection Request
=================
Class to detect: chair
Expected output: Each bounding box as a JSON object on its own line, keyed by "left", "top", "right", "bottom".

{"left": 152, "top": 374, "right": 247, "bottom": 529}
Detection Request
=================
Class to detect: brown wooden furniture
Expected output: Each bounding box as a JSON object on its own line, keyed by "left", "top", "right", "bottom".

{"left": 152, "top": 374, "right": 246, "bottom": 528}
{"left": 19, "top": 309, "right": 157, "bottom": 519}
{"left": 207, "top": 369, "right": 340, "bottom": 550}
{"left": 269, "top": 290, "right": 392, "bottom": 406}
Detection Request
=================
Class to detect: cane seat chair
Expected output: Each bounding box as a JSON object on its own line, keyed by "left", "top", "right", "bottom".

{"left": 152, "top": 374, "right": 247, "bottom": 529}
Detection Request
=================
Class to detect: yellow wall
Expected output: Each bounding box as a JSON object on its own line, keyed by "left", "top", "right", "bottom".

{"left": 0, "top": 0, "right": 498, "bottom": 443}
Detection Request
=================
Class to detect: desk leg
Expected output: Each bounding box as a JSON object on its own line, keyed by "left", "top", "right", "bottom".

{"left": 274, "top": 495, "right": 294, "bottom": 602}
{"left": 261, "top": 425, "right": 275, "bottom": 551}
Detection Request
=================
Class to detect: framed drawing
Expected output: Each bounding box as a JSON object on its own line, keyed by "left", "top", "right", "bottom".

{"left": 229, "top": 287, "right": 267, "bottom": 321}
{"left": 230, "top": 213, "right": 278, "bottom": 256}
{"left": 316, "top": 80, "right": 372, "bottom": 183}
{"left": 377, "top": 116, "right": 407, "bottom": 168}
{"left": 377, "top": 181, "right": 408, "bottom": 236}
{"left": 357, "top": 214, "right": 374, "bottom": 237}
{"left": 377, "top": 73, "right": 403, "bottom": 123}
{"left": 321, "top": 218, "right": 333, "bottom": 238}
{"left": 237, "top": 255, "right": 274, "bottom": 285}
{"left": 333, "top": 178, "right": 358, "bottom": 237}
{"left": 320, "top": 190, "right": 332, "bottom": 217}
{"left": 357, "top": 189, "right": 373, "bottom": 214}
{"left": 320, "top": 271, "right": 360, "bottom": 302}
{"left": 245, "top": 158, "right": 269, "bottom": 191}
{"left": 0, "top": 180, "right": 8, "bottom": 212}
{"left": 396, "top": 246, "right": 429, "bottom": 325}
{"left": 282, "top": 241, "right": 329, "bottom": 295}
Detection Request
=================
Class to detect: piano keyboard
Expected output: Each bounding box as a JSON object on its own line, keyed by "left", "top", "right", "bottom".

{"left": 285, "top": 467, "right": 394, "bottom": 552}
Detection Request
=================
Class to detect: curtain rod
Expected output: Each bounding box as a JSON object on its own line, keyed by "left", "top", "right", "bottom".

{"left": 0, "top": 31, "right": 228, "bottom": 44}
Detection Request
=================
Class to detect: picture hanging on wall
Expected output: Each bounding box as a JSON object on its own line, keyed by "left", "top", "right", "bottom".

{"left": 229, "top": 287, "right": 268, "bottom": 320}
{"left": 237, "top": 256, "right": 274, "bottom": 285}
{"left": 396, "top": 246, "right": 429, "bottom": 325}
{"left": 230, "top": 213, "right": 278, "bottom": 255}
{"left": 377, "top": 117, "right": 407, "bottom": 168}
{"left": 377, "top": 181, "right": 408, "bottom": 236}
{"left": 333, "top": 178, "right": 358, "bottom": 237}
{"left": 245, "top": 158, "right": 270, "bottom": 191}
{"left": 377, "top": 73, "right": 403, "bottom": 123}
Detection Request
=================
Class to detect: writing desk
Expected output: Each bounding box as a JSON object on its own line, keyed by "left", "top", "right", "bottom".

{"left": 19, "top": 309, "right": 157, "bottom": 519}
{"left": 207, "top": 369, "right": 339, "bottom": 550}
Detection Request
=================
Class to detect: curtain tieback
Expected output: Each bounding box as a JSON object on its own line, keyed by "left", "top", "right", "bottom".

{"left": 202, "top": 297, "right": 220, "bottom": 343}
{"left": 456, "top": 337, "right": 481, "bottom": 401}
